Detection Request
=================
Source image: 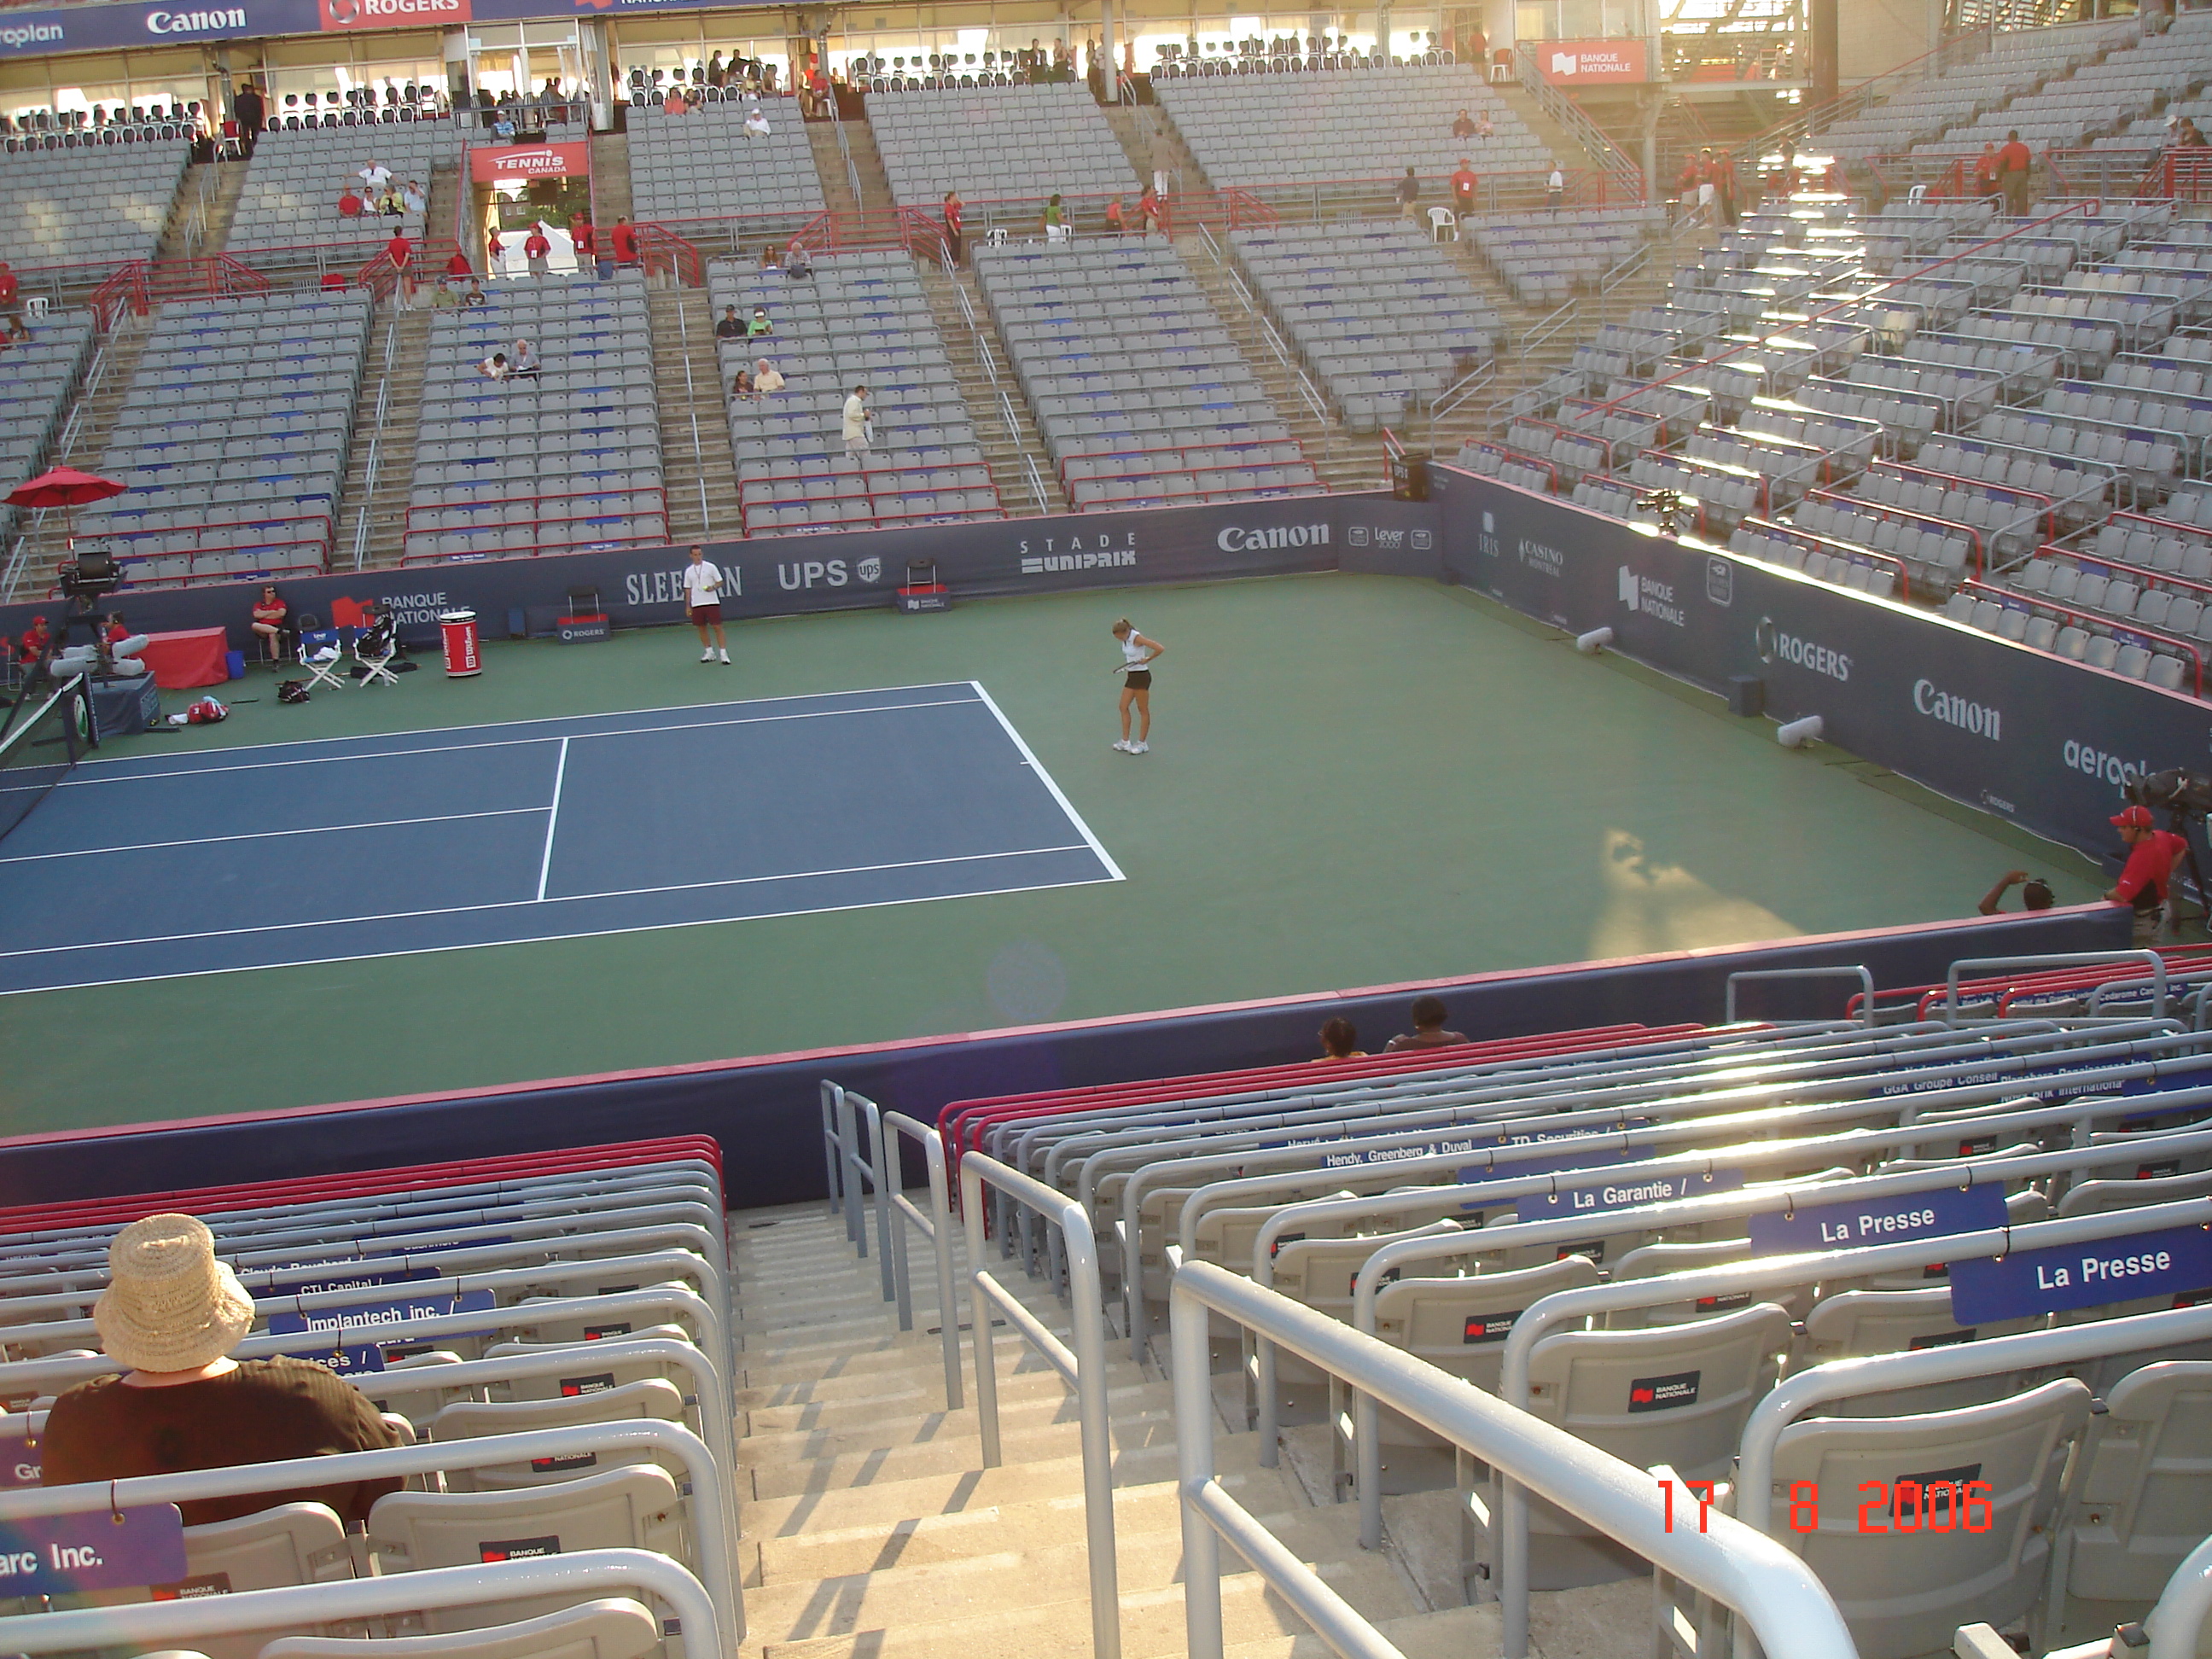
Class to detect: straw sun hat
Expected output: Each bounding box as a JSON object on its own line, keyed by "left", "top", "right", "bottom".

{"left": 92, "top": 1214, "right": 255, "bottom": 1374}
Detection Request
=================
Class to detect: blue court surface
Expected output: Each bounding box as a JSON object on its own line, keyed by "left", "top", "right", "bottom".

{"left": 0, "top": 682, "right": 1121, "bottom": 995}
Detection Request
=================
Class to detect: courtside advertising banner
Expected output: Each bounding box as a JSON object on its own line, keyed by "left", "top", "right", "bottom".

{"left": 0, "top": 491, "right": 1435, "bottom": 652}
{"left": 1431, "top": 463, "right": 2212, "bottom": 869}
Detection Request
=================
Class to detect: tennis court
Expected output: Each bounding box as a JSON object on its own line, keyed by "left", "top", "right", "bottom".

{"left": 0, "top": 681, "right": 1119, "bottom": 995}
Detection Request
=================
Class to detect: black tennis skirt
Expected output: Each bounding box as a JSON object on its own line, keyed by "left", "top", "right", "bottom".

{"left": 1122, "top": 670, "right": 1152, "bottom": 690}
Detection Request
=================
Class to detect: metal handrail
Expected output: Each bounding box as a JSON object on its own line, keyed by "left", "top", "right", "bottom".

{"left": 1513, "top": 42, "right": 1643, "bottom": 199}
{"left": 2146, "top": 1534, "right": 2212, "bottom": 1659}
{"left": 1196, "top": 221, "right": 1334, "bottom": 450}
{"left": 959, "top": 1151, "right": 1120, "bottom": 1659}
{"left": 1724, "top": 965, "right": 1876, "bottom": 1025}
{"left": 348, "top": 309, "right": 400, "bottom": 568}
{"left": 0, "top": 1549, "right": 719, "bottom": 1658}
{"left": 882, "top": 1110, "right": 964, "bottom": 1406}
{"left": 1946, "top": 951, "right": 2168, "bottom": 1022}
{"left": 1169, "top": 1260, "right": 1854, "bottom": 1659}
{"left": 824, "top": 1083, "right": 893, "bottom": 1293}
{"left": 670, "top": 278, "right": 712, "bottom": 532}
{"left": 0, "top": 1420, "right": 742, "bottom": 1644}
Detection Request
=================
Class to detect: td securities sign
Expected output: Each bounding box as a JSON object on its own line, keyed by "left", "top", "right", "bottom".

{"left": 468, "top": 140, "right": 590, "bottom": 183}
{"left": 1539, "top": 39, "right": 1652, "bottom": 82}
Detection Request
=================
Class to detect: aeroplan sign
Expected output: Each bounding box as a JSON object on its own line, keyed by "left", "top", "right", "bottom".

{"left": 1539, "top": 39, "right": 1651, "bottom": 81}
{"left": 468, "top": 140, "right": 590, "bottom": 183}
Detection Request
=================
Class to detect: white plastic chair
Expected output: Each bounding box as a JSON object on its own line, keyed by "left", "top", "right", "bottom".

{"left": 1427, "top": 205, "right": 1458, "bottom": 243}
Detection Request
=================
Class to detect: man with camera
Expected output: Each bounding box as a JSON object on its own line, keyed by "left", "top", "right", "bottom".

{"left": 2106, "top": 805, "right": 2190, "bottom": 946}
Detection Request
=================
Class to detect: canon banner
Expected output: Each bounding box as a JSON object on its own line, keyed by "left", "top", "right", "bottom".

{"left": 0, "top": 490, "right": 1435, "bottom": 654}
{"left": 1536, "top": 39, "right": 1653, "bottom": 83}
{"left": 0, "top": 0, "right": 764, "bottom": 57}
{"left": 1432, "top": 464, "right": 2212, "bottom": 870}
{"left": 468, "top": 139, "right": 590, "bottom": 183}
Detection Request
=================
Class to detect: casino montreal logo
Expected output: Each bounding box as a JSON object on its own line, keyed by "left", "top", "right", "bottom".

{"left": 1754, "top": 616, "right": 1851, "bottom": 681}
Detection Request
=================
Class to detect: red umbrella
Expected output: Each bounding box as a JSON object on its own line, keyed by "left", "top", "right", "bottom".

{"left": 7, "top": 466, "right": 125, "bottom": 511}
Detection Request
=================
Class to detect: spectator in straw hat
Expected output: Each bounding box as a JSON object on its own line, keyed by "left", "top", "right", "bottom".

{"left": 39, "top": 1213, "right": 403, "bottom": 1526}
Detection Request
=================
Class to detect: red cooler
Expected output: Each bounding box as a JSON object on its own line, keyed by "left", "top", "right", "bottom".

{"left": 439, "top": 609, "right": 482, "bottom": 678}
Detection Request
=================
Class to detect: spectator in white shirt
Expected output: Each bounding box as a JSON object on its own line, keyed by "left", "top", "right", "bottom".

{"left": 400, "top": 179, "right": 428, "bottom": 214}
{"left": 743, "top": 104, "right": 771, "bottom": 137}
{"left": 842, "top": 385, "right": 870, "bottom": 456}
{"left": 509, "top": 340, "right": 541, "bottom": 380}
{"left": 476, "top": 351, "right": 509, "bottom": 381}
{"left": 682, "top": 544, "right": 730, "bottom": 664}
{"left": 358, "top": 160, "right": 393, "bottom": 194}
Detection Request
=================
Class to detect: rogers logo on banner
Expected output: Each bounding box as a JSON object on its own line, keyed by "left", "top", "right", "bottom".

{"left": 467, "top": 140, "right": 590, "bottom": 183}
{"left": 1537, "top": 39, "right": 1650, "bottom": 81}
{"left": 320, "top": 0, "right": 468, "bottom": 28}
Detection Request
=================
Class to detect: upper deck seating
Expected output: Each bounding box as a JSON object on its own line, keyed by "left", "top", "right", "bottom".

{"left": 226, "top": 123, "right": 445, "bottom": 263}
{"left": 627, "top": 95, "right": 823, "bottom": 230}
{"left": 0, "top": 141, "right": 188, "bottom": 267}
{"left": 869, "top": 82, "right": 1136, "bottom": 212}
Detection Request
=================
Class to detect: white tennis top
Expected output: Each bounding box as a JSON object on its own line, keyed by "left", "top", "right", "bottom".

{"left": 1121, "top": 633, "right": 1150, "bottom": 672}
{"left": 683, "top": 561, "right": 724, "bottom": 605}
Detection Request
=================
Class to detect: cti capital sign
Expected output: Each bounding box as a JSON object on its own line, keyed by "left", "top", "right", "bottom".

{"left": 1538, "top": 39, "right": 1651, "bottom": 82}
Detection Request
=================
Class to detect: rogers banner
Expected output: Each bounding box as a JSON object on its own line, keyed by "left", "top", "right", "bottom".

{"left": 469, "top": 140, "right": 590, "bottom": 183}
{"left": 1537, "top": 39, "right": 1652, "bottom": 82}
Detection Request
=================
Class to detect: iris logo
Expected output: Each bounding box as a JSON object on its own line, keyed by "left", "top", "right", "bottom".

{"left": 1618, "top": 565, "right": 1639, "bottom": 611}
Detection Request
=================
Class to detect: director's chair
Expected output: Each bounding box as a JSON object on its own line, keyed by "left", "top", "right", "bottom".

{"left": 296, "top": 619, "right": 348, "bottom": 691}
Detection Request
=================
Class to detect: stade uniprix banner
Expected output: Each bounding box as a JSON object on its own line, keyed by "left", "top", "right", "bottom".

{"left": 0, "top": 0, "right": 755, "bottom": 61}
{"left": 1432, "top": 464, "right": 2210, "bottom": 871}
{"left": 0, "top": 489, "right": 1439, "bottom": 652}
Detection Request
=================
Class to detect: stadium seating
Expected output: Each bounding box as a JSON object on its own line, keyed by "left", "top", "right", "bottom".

{"left": 972, "top": 240, "right": 1318, "bottom": 508}
{"left": 0, "top": 310, "right": 91, "bottom": 543}
{"left": 84, "top": 291, "right": 371, "bottom": 587}
{"left": 895, "top": 951, "right": 2212, "bottom": 1657}
{"left": 626, "top": 94, "right": 823, "bottom": 232}
{"left": 225, "top": 124, "right": 444, "bottom": 264}
{"left": 1464, "top": 207, "right": 1666, "bottom": 307}
{"left": 709, "top": 250, "right": 1004, "bottom": 533}
{"left": 403, "top": 276, "right": 667, "bottom": 563}
{"left": 1809, "top": 20, "right": 2131, "bottom": 160}
{"left": 0, "top": 1138, "right": 735, "bottom": 1656}
{"left": 0, "top": 142, "right": 188, "bottom": 268}
{"left": 868, "top": 82, "right": 1137, "bottom": 212}
{"left": 1917, "top": 15, "right": 2212, "bottom": 157}
{"left": 1225, "top": 222, "right": 1499, "bottom": 428}
{"left": 1155, "top": 64, "right": 1546, "bottom": 195}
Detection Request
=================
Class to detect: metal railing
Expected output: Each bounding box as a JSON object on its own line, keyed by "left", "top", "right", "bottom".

{"left": 1944, "top": 951, "right": 2167, "bottom": 1023}
{"left": 822, "top": 1080, "right": 892, "bottom": 1293}
{"left": 0, "top": 1420, "right": 742, "bottom": 1643}
{"left": 959, "top": 1150, "right": 1120, "bottom": 1659}
{"left": 667, "top": 279, "right": 713, "bottom": 533}
{"left": 348, "top": 308, "right": 402, "bottom": 569}
{"left": 882, "top": 1109, "right": 964, "bottom": 1406}
{"left": 0, "top": 1549, "right": 719, "bottom": 1658}
{"left": 1513, "top": 42, "right": 1644, "bottom": 201}
{"left": 1724, "top": 963, "right": 1875, "bottom": 1024}
{"left": 1195, "top": 221, "right": 1334, "bottom": 454}
{"left": 1170, "top": 1260, "right": 1854, "bottom": 1659}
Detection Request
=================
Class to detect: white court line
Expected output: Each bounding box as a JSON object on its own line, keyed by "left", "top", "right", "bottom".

{"left": 62, "top": 682, "right": 986, "bottom": 774}
{"left": 535, "top": 736, "right": 569, "bottom": 903}
{"left": 0, "top": 842, "right": 1104, "bottom": 962}
{"left": 0, "top": 872, "right": 1123, "bottom": 998}
{"left": 967, "top": 679, "right": 1127, "bottom": 883}
{"left": 55, "top": 698, "right": 986, "bottom": 790}
{"left": 0, "top": 806, "right": 550, "bottom": 865}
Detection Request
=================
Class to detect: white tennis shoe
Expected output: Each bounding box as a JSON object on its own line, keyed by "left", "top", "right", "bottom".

{"left": 1130, "top": 741, "right": 1150, "bottom": 754}
{"left": 700, "top": 650, "right": 713, "bottom": 662}
{"left": 1112, "top": 739, "right": 1132, "bottom": 752}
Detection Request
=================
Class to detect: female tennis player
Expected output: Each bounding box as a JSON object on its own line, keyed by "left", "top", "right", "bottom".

{"left": 1109, "top": 618, "right": 1163, "bottom": 754}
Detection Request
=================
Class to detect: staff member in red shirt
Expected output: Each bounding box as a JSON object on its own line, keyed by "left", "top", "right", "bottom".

{"left": 572, "top": 214, "right": 596, "bottom": 275}
{"left": 1997, "top": 129, "right": 2033, "bottom": 218}
{"left": 942, "top": 190, "right": 963, "bottom": 265}
{"left": 1448, "top": 157, "right": 1479, "bottom": 218}
{"left": 523, "top": 223, "right": 551, "bottom": 276}
{"left": 610, "top": 217, "right": 640, "bottom": 267}
{"left": 2106, "top": 804, "right": 2190, "bottom": 945}
{"left": 385, "top": 227, "right": 412, "bottom": 303}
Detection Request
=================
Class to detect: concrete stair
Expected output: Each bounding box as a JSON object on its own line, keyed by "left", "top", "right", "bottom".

{"left": 727, "top": 1201, "right": 1630, "bottom": 1659}
{"left": 647, "top": 284, "right": 743, "bottom": 542}
{"left": 916, "top": 261, "right": 1065, "bottom": 515}
{"left": 424, "top": 161, "right": 464, "bottom": 260}
{"left": 590, "top": 132, "right": 634, "bottom": 224}
{"left": 1175, "top": 236, "right": 1372, "bottom": 492}
{"left": 337, "top": 304, "right": 430, "bottom": 571}
{"left": 7, "top": 326, "right": 154, "bottom": 597}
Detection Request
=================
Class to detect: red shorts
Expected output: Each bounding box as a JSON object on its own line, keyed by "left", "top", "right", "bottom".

{"left": 690, "top": 602, "right": 723, "bottom": 624}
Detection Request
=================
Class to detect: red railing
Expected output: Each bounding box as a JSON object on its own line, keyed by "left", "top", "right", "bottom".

{"left": 1802, "top": 485, "right": 1982, "bottom": 579}
{"left": 1955, "top": 576, "right": 2204, "bottom": 696}
{"left": 1876, "top": 460, "right": 2055, "bottom": 546}
{"left": 147, "top": 253, "right": 273, "bottom": 300}
{"left": 87, "top": 264, "right": 144, "bottom": 331}
{"left": 634, "top": 223, "right": 706, "bottom": 288}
